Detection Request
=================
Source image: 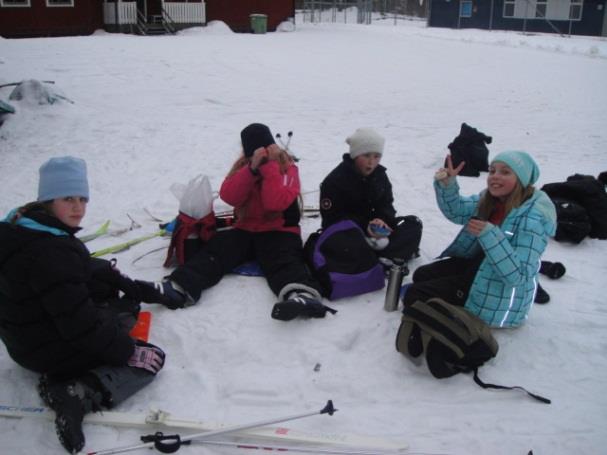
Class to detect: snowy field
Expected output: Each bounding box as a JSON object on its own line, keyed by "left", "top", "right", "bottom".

{"left": 1, "top": 16, "right": 606, "bottom": 455}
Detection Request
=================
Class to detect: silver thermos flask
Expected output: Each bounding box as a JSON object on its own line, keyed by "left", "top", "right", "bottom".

{"left": 384, "top": 259, "right": 405, "bottom": 311}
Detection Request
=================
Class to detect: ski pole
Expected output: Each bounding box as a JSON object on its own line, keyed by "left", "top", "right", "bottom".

{"left": 190, "top": 438, "right": 406, "bottom": 455}
{"left": 87, "top": 400, "right": 337, "bottom": 455}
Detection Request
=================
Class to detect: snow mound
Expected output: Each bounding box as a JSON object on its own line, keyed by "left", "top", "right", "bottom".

{"left": 204, "top": 21, "right": 234, "bottom": 35}
{"left": 276, "top": 20, "right": 295, "bottom": 32}
{"left": 8, "top": 80, "right": 63, "bottom": 105}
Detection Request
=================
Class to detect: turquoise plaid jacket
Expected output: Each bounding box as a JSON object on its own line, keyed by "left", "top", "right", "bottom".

{"left": 434, "top": 178, "right": 556, "bottom": 328}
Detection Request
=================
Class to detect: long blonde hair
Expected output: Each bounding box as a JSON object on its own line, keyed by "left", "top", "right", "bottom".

{"left": 227, "top": 148, "right": 294, "bottom": 177}
{"left": 477, "top": 182, "right": 535, "bottom": 221}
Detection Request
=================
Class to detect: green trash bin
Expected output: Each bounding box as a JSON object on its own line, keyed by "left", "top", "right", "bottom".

{"left": 250, "top": 14, "right": 268, "bottom": 34}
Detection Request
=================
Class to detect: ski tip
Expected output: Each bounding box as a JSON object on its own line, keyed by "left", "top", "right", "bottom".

{"left": 320, "top": 400, "right": 337, "bottom": 416}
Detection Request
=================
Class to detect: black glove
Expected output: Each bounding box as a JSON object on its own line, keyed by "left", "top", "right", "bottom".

{"left": 271, "top": 299, "right": 337, "bottom": 321}
{"left": 539, "top": 261, "right": 566, "bottom": 280}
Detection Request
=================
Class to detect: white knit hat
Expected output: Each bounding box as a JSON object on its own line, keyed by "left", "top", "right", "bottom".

{"left": 346, "top": 127, "right": 385, "bottom": 159}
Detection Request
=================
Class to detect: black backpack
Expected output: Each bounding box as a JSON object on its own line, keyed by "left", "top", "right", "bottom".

{"left": 551, "top": 197, "right": 592, "bottom": 244}
{"left": 304, "top": 220, "right": 385, "bottom": 300}
{"left": 396, "top": 298, "right": 550, "bottom": 404}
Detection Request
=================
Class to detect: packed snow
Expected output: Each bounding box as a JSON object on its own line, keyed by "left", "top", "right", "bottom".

{"left": 1, "top": 16, "right": 606, "bottom": 455}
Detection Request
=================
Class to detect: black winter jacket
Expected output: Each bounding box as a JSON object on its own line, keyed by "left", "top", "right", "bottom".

{"left": 320, "top": 154, "right": 396, "bottom": 230}
{"left": 0, "top": 208, "right": 134, "bottom": 377}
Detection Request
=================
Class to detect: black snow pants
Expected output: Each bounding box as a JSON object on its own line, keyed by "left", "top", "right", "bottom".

{"left": 169, "top": 228, "right": 323, "bottom": 302}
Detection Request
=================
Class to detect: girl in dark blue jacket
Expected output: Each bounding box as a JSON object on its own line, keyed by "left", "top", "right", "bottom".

{"left": 0, "top": 156, "right": 168, "bottom": 453}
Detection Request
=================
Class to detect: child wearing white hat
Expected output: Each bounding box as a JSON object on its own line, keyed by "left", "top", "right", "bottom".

{"left": 319, "top": 127, "right": 423, "bottom": 267}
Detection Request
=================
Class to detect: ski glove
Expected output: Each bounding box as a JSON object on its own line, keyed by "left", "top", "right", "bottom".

{"left": 127, "top": 341, "right": 166, "bottom": 374}
{"left": 271, "top": 296, "right": 337, "bottom": 321}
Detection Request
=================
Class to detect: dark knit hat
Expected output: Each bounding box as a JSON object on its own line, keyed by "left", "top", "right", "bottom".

{"left": 241, "top": 123, "right": 275, "bottom": 157}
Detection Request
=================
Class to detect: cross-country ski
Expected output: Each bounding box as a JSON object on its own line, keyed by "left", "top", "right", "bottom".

{"left": 0, "top": 404, "right": 408, "bottom": 451}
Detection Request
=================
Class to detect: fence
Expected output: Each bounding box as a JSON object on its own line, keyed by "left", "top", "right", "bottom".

{"left": 299, "top": 0, "right": 428, "bottom": 24}
{"left": 164, "top": 2, "right": 205, "bottom": 23}
{"left": 103, "top": 1, "right": 137, "bottom": 25}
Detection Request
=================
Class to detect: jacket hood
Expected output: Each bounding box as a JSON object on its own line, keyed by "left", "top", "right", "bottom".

{"left": 2, "top": 207, "right": 78, "bottom": 237}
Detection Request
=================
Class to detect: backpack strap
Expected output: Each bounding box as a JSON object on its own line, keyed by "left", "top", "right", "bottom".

{"left": 164, "top": 211, "right": 216, "bottom": 267}
{"left": 471, "top": 368, "right": 551, "bottom": 404}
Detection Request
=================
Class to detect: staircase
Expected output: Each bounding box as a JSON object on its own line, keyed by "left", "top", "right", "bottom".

{"left": 136, "top": 9, "right": 177, "bottom": 35}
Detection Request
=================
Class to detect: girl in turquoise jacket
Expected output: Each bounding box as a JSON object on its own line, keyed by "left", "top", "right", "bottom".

{"left": 403, "top": 150, "right": 556, "bottom": 328}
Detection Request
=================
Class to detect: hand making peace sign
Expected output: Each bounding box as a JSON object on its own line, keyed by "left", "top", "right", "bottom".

{"left": 434, "top": 154, "right": 466, "bottom": 184}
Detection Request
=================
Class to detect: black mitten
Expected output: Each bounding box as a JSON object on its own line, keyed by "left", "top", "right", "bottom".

{"left": 271, "top": 295, "right": 337, "bottom": 321}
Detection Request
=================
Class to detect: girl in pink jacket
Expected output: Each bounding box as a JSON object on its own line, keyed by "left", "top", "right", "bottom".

{"left": 159, "top": 124, "right": 333, "bottom": 321}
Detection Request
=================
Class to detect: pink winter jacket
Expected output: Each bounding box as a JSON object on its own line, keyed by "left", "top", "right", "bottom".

{"left": 219, "top": 160, "right": 301, "bottom": 235}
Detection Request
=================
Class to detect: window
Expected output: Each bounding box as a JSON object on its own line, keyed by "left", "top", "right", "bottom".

{"left": 46, "top": 0, "right": 74, "bottom": 6}
{"left": 569, "top": 0, "right": 583, "bottom": 20}
{"left": 502, "top": 0, "right": 583, "bottom": 21}
{"left": 535, "top": 0, "right": 547, "bottom": 18}
{"left": 503, "top": 0, "right": 515, "bottom": 18}
{"left": 460, "top": 1, "right": 472, "bottom": 18}
{"left": 0, "top": 0, "right": 31, "bottom": 7}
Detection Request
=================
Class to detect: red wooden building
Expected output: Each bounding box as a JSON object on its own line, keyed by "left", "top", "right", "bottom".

{"left": 206, "top": 0, "right": 294, "bottom": 33}
{"left": 0, "top": 0, "right": 294, "bottom": 38}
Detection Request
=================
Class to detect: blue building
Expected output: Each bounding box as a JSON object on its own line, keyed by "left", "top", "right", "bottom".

{"left": 428, "top": 0, "right": 607, "bottom": 37}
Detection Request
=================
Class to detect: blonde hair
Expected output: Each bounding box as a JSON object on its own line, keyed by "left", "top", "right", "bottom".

{"left": 227, "top": 148, "right": 301, "bottom": 220}
{"left": 228, "top": 148, "right": 294, "bottom": 177}
{"left": 477, "top": 182, "right": 535, "bottom": 221}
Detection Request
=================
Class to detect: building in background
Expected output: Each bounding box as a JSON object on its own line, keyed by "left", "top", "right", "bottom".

{"left": 428, "top": 0, "right": 607, "bottom": 37}
{"left": 0, "top": 0, "right": 294, "bottom": 38}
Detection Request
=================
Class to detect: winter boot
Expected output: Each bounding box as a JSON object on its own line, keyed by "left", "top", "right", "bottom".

{"left": 135, "top": 279, "right": 189, "bottom": 309}
{"left": 539, "top": 261, "right": 566, "bottom": 280}
{"left": 534, "top": 283, "right": 550, "bottom": 304}
{"left": 271, "top": 291, "right": 337, "bottom": 321}
{"left": 38, "top": 375, "right": 103, "bottom": 454}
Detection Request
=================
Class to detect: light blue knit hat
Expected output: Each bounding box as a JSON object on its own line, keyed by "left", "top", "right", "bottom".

{"left": 491, "top": 150, "right": 540, "bottom": 187}
{"left": 37, "top": 156, "right": 89, "bottom": 201}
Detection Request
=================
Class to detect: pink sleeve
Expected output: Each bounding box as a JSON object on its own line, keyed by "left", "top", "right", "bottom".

{"left": 258, "top": 161, "right": 300, "bottom": 211}
{"left": 219, "top": 166, "right": 257, "bottom": 207}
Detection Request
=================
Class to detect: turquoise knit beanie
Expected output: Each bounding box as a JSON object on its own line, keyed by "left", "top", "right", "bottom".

{"left": 37, "top": 156, "right": 89, "bottom": 201}
{"left": 491, "top": 150, "right": 539, "bottom": 187}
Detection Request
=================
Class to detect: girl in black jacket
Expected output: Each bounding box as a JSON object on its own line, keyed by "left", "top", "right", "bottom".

{"left": 319, "top": 127, "right": 423, "bottom": 265}
{"left": 0, "top": 156, "right": 170, "bottom": 453}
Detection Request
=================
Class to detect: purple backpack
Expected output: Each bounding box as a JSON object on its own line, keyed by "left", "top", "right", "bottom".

{"left": 306, "top": 220, "right": 385, "bottom": 300}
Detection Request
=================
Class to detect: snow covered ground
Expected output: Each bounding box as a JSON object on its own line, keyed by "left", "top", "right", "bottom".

{"left": 1, "top": 17, "right": 606, "bottom": 455}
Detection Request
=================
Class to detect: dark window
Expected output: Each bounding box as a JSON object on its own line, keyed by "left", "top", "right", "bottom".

{"left": 535, "top": 0, "right": 547, "bottom": 18}
{"left": 1, "top": 0, "right": 31, "bottom": 7}
{"left": 503, "top": 1, "right": 515, "bottom": 18}
{"left": 569, "top": 1, "right": 582, "bottom": 20}
{"left": 47, "top": 0, "right": 74, "bottom": 6}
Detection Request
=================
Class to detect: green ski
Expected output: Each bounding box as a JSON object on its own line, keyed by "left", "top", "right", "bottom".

{"left": 78, "top": 220, "right": 111, "bottom": 243}
{"left": 91, "top": 229, "right": 166, "bottom": 258}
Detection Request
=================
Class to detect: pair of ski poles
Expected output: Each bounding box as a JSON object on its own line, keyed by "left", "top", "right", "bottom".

{"left": 88, "top": 400, "right": 344, "bottom": 455}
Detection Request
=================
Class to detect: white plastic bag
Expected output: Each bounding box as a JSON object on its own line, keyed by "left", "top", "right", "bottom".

{"left": 170, "top": 174, "right": 214, "bottom": 219}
